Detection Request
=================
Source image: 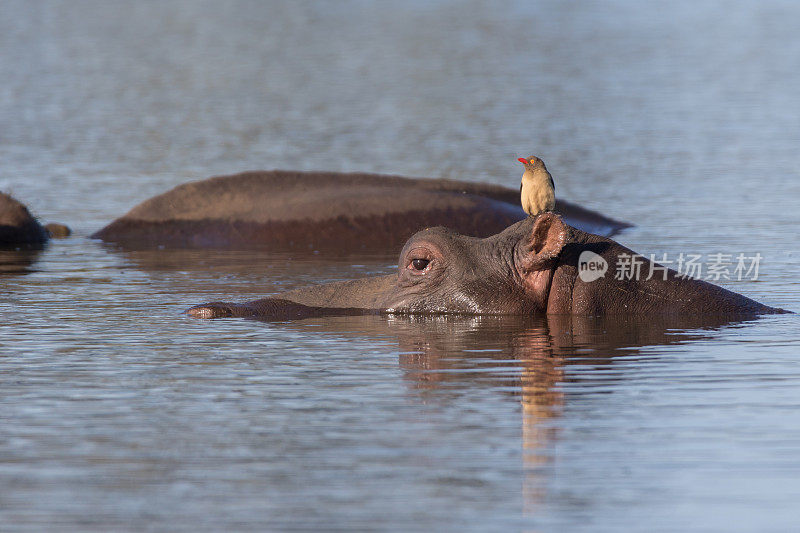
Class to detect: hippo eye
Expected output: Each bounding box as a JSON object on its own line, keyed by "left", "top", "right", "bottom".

{"left": 411, "top": 258, "right": 430, "bottom": 271}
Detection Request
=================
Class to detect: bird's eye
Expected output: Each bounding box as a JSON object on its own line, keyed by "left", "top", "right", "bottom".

{"left": 411, "top": 258, "right": 430, "bottom": 271}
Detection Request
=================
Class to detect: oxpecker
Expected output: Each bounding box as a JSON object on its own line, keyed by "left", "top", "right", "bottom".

{"left": 518, "top": 155, "right": 555, "bottom": 217}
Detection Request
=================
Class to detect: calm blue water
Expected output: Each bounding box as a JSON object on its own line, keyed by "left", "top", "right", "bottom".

{"left": 1, "top": 1, "right": 799, "bottom": 531}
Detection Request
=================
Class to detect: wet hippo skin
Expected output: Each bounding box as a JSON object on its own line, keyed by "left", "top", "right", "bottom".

{"left": 91, "top": 170, "right": 630, "bottom": 251}
{"left": 188, "top": 213, "right": 786, "bottom": 319}
{"left": 0, "top": 192, "right": 49, "bottom": 249}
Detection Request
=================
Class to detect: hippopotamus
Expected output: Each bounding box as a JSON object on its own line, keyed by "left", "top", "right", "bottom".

{"left": 188, "top": 213, "right": 785, "bottom": 319}
{"left": 91, "top": 170, "right": 630, "bottom": 251}
{"left": 0, "top": 192, "right": 70, "bottom": 249}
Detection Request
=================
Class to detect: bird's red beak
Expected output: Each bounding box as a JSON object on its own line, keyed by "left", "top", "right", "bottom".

{"left": 517, "top": 157, "right": 528, "bottom": 164}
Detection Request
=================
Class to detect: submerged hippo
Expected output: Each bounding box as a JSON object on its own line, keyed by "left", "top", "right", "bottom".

{"left": 188, "top": 213, "right": 785, "bottom": 319}
{"left": 91, "top": 170, "right": 629, "bottom": 251}
{"left": 0, "top": 192, "right": 71, "bottom": 248}
{"left": 0, "top": 192, "right": 72, "bottom": 249}
{"left": 0, "top": 193, "right": 48, "bottom": 248}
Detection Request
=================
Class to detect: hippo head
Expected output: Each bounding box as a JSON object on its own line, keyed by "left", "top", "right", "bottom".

{"left": 376, "top": 213, "right": 567, "bottom": 315}
{"left": 188, "top": 212, "right": 782, "bottom": 319}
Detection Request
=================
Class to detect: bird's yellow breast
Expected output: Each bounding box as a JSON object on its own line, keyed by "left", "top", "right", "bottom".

{"left": 520, "top": 170, "right": 555, "bottom": 216}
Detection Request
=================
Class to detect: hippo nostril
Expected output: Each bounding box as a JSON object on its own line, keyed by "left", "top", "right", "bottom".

{"left": 187, "top": 306, "right": 215, "bottom": 319}
{"left": 411, "top": 258, "right": 430, "bottom": 271}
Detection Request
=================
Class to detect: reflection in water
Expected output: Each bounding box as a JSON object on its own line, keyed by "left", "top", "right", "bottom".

{"left": 116, "top": 247, "right": 398, "bottom": 277}
{"left": 518, "top": 323, "right": 563, "bottom": 514}
{"left": 290, "top": 312, "right": 751, "bottom": 515}
{"left": 0, "top": 249, "right": 43, "bottom": 275}
{"left": 2, "top": 0, "right": 798, "bottom": 527}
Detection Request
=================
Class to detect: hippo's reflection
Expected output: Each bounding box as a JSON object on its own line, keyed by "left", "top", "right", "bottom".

{"left": 0, "top": 249, "right": 43, "bottom": 275}
{"left": 387, "top": 315, "right": 566, "bottom": 511}
{"left": 284, "top": 312, "right": 752, "bottom": 512}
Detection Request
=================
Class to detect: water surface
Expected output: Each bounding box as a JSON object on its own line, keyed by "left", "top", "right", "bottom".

{"left": 1, "top": 1, "right": 799, "bottom": 531}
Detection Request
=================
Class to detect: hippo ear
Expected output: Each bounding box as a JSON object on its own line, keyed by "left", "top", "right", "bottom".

{"left": 518, "top": 213, "right": 568, "bottom": 273}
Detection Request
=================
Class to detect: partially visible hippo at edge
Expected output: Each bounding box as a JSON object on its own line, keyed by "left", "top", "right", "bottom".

{"left": 188, "top": 213, "right": 785, "bottom": 319}
{"left": 0, "top": 192, "right": 70, "bottom": 248}
{"left": 91, "top": 170, "right": 630, "bottom": 251}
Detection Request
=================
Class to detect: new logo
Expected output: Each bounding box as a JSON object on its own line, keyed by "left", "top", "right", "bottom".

{"left": 578, "top": 251, "right": 608, "bottom": 282}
